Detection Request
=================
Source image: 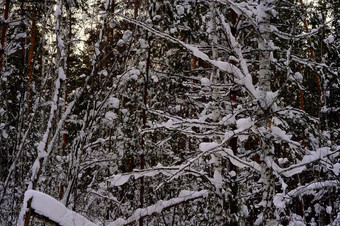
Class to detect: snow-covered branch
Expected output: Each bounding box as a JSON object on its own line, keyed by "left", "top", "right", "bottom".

{"left": 108, "top": 190, "right": 209, "bottom": 226}
{"left": 221, "top": 149, "right": 261, "bottom": 172}
{"left": 19, "top": 190, "right": 96, "bottom": 226}
{"left": 274, "top": 180, "right": 339, "bottom": 209}
{"left": 277, "top": 146, "right": 340, "bottom": 177}
{"left": 114, "top": 13, "right": 259, "bottom": 99}
{"left": 107, "top": 164, "right": 208, "bottom": 187}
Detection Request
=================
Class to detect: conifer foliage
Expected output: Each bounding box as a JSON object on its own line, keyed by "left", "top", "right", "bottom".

{"left": 0, "top": 0, "right": 339, "bottom": 225}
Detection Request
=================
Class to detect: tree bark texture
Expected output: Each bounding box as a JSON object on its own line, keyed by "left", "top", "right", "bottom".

{"left": 0, "top": 0, "right": 10, "bottom": 69}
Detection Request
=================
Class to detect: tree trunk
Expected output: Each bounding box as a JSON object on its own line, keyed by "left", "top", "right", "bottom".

{"left": 27, "top": 10, "right": 37, "bottom": 81}
{"left": 299, "top": 0, "right": 322, "bottom": 105}
{"left": 258, "top": 3, "right": 275, "bottom": 225}
{"left": 0, "top": 0, "right": 10, "bottom": 70}
{"left": 26, "top": 9, "right": 37, "bottom": 112}
{"left": 139, "top": 37, "right": 151, "bottom": 226}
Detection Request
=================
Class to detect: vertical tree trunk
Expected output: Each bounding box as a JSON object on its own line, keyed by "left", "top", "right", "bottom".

{"left": 192, "top": 56, "right": 197, "bottom": 70}
{"left": 139, "top": 45, "right": 150, "bottom": 226}
{"left": 299, "top": 0, "right": 322, "bottom": 105}
{"left": 134, "top": 1, "right": 144, "bottom": 225}
{"left": 258, "top": 3, "right": 275, "bottom": 224}
{"left": 27, "top": 10, "right": 37, "bottom": 82}
{"left": 60, "top": 7, "right": 72, "bottom": 201}
{"left": 26, "top": 9, "right": 37, "bottom": 112}
{"left": 229, "top": 9, "right": 240, "bottom": 219}
{"left": 134, "top": 0, "right": 140, "bottom": 19}
{"left": 258, "top": 25, "right": 271, "bottom": 92}
{"left": 138, "top": 0, "right": 149, "bottom": 220}
{"left": 0, "top": 0, "right": 10, "bottom": 70}
{"left": 209, "top": 3, "right": 224, "bottom": 224}
{"left": 229, "top": 8, "right": 238, "bottom": 159}
{"left": 209, "top": 2, "right": 218, "bottom": 84}
{"left": 62, "top": 7, "right": 71, "bottom": 157}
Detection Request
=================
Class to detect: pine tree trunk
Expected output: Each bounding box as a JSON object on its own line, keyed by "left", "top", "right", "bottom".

{"left": 0, "top": 0, "right": 10, "bottom": 69}
{"left": 26, "top": 9, "right": 37, "bottom": 112}
{"left": 299, "top": 0, "right": 322, "bottom": 105}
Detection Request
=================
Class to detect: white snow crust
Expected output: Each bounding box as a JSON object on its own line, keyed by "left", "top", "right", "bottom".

{"left": 199, "top": 142, "right": 219, "bottom": 152}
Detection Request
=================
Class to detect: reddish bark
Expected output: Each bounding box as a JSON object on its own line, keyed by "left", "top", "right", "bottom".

{"left": 0, "top": 0, "right": 10, "bottom": 69}
{"left": 192, "top": 56, "right": 197, "bottom": 70}
{"left": 300, "top": 0, "right": 322, "bottom": 105}
{"left": 299, "top": 89, "right": 304, "bottom": 111}
{"left": 26, "top": 9, "right": 37, "bottom": 113}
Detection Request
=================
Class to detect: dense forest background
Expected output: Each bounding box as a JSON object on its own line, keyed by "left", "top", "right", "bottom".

{"left": 0, "top": 0, "right": 339, "bottom": 225}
